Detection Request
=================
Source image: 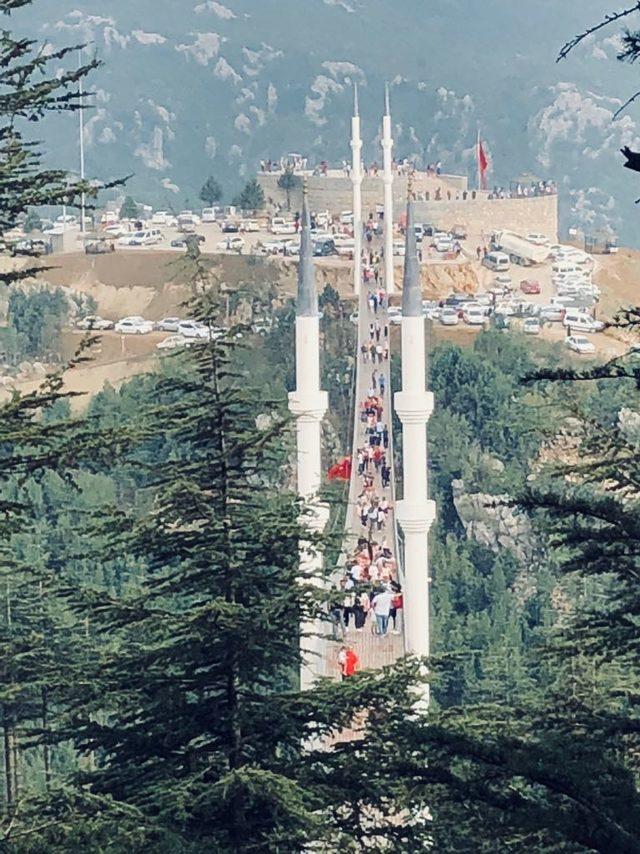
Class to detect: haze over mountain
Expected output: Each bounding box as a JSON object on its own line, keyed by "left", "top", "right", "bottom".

{"left": 36, "top": 0, "right": 640, "bottom": 244}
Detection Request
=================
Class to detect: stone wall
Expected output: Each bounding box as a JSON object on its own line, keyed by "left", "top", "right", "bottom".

{"left": 258, "top": 171, "right": 467, "bottom": 217}
{"left": 413, "top": 194, "right": 558, "bottom": 242}
{"left": 258, "top": 173, "right": 558, "bottom": 242}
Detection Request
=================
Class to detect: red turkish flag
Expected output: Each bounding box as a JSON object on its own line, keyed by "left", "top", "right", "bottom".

{"left": 478, "top": 139, "right": 488, "bottom": 189}
{"left": 328, "top": 457, "right": 352, "bottom": 481}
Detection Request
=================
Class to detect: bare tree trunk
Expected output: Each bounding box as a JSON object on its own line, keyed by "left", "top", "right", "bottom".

{"left": 42, "top": 688, "right": 50, "bottom": 790}
{"left": 3, "top": 710, "right": 14, "bottom": 813}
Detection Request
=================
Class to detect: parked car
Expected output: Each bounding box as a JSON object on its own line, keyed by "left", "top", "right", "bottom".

{"left": 451, "top": 223, "right": 467, "bottom": 239}
{"left": 563, "top": 310, "right": 605, "bottom": 333}
{"left": 440, "top": 307, "right": 459, "bottom": 326}
{"left": 566, "top": 335, "right": 596, "bottom": 354}
{"left": 201, "top": 208, "right": 217, "bottom": 223}
{"left": 523, "top": 317, "right": 541, "bottom": 335}
{"left": 463, "top": 304, "right": 487, "bottom": 325}
{"left": 313, "top": 238, "right": 337, "bottom": 257}
{"left": 520, "top": 279, "right": 541, "bottom": 295}
{"left": 177, "top": 320, "right": 222, "bottom": 340}
{"left": 270, "top": 217, "right": 297, "bottom": 235}
{"left": 216, "top": 237, "right": 245, "bottom": 252}
{"left": 157, "top": 334, "right": 190, "bottom": 350}
{"left": 156, "top": 317, "right": 182, "bottom": 332}
{"left": 240, "top": 219, "right": 260, "bottom": 232}
{"left": 483, "top": 251, "right": 510, "bottom": 271}
{"left": 171, "top": 235, "right": 206, "bottom": 248}
{"left": 11, "top": 238, "right": 49, "bottom": 256}
{"left": 435, "top": 239, "right": 453, "bottom": 253}
{"left": 393, "top": 240, "right": 406, "bottom": 256}
{"left": 539, "top": 305, "right": 565, "bottom": 323}
{"left": 339, "top": 210, "right": 354, "bottom": 225}
{"left": 114, "top": 317, "right": 154, "bottom": 334}
{"left": 493, "top": 312, "right": 511, "bottom": 330}
{"left": 76, "top": 315, "right": 114, "bottom": 331}
{"left": 526, "top": 233, "right": 550, "bottom": 246}
{"left": 388, "top": 307, "right": 403, "bottom": 325}
{"left": 85, "top": 239, "right": 114, "bottom": 254}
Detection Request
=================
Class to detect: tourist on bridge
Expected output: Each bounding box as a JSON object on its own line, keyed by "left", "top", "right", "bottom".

{"left": 360, "top": 343, "right": 368, "bottom": 363}
{"left": 375, "top": 320, "right": 381, "bottom": 342}
{"left": 338, "top": 645, "right": 359, "bottom": 679}
{"left": 379, "top": 374, "right": 386, "bottom": 397}
{"left": 369, "top": 322, "right": 375, "bottom": 340}
{"left": 372, "top": 587, "right": 394, "bottom": 636}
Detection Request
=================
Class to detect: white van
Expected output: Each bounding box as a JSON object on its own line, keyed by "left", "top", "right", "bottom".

{"left": 483, "top": 251, "right": 510, "bottom": 271}
{"left": 201, "top": 208, "right": 216, "bottom": 223}
{"left": 552, "top": 262, "right": 580, "bottom": 276}
{"left": 563, "top": 310, "right": 604, "bottom": 333}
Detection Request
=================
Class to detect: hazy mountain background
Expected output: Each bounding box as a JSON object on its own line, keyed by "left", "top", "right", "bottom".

{"left": 32, "top": 0, "right": 640, "bottom": 245}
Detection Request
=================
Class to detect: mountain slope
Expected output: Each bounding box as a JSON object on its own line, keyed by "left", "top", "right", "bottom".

{"left": 31, "top": 0, "right": 640, "bottom": 244}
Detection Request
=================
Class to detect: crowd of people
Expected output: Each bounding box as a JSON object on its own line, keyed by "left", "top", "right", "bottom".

{"left": 330, "top": 265, "right": 403, "bottom": 658}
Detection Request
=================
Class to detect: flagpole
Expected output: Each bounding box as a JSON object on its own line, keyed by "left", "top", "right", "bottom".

{"left": 476, "top": 128, "right": 481, "bottom": 193}
{"left": 78, "top": 50, "right": 86, "bottom": 233}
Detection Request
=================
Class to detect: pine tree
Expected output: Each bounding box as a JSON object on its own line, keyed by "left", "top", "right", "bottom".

{"left": 0, "top": 0, "right": 101, "bottom": 285}
{"left": 199, "top": 175, "right": 222, "bottom": 206}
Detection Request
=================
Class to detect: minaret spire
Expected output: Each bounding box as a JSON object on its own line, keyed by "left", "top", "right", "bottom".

{"left": 288, "top": 177, "right": 329, "bottom": 689}
{"left": 297, "top": 180, "right": 318, "bottom": 317}
{"left": 350, "top": 81, "right": 363, "bottom": 296}
{"left": 402, "top": 176, "right": 421, "bottom": 317}
{"left": 381, "top": 83, "right": 395, "bottom": 294}
{"left": 394, "top": 189, "right": 436, "bottom": 682}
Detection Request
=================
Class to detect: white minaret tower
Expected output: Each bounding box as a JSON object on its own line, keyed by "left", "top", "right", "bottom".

{"left": 351, "top": 82, "right": 363, "bottom": 295}
{"left": 394, "top": 190, "right": 436, "bottom": 668}
{"left": 382, "top": 83, "right": 395, "bottom": 294}
{"left": 288, "top": 184, "right": 330, "bottom": 690}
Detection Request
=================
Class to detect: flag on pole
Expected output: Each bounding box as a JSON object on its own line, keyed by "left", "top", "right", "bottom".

{"left": 477, "top": 133, "right": 488, "bottom": 190}
{"left": 328, "top": 456, "right": 352, "bottom": 481}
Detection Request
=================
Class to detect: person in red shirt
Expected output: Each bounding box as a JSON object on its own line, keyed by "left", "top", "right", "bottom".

{"left": 338, "top": 646, "right": 359, "bottom": 679}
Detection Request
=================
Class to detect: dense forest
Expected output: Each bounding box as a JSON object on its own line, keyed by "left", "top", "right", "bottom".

{"left": 1, "top": 0, "right": 640, "bottom": 849}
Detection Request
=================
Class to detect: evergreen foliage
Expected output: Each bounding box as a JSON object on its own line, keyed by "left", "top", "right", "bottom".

{"left": 118, "top": 196, "right": 138, "bottom": 221}
{"left": 199, "top": 175, "right": 222, "bottom": 206}
{"left": 232, "top": 178, "right": 265, "bottom": 211}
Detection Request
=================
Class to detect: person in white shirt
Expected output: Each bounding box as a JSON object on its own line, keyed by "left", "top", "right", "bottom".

{"left": 372, "top": 587, "right": 394, "bottom": 636}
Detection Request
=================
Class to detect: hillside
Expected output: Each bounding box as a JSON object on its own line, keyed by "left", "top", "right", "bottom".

{"left": 31, "top": 0, "right": 640, "bottom": 246}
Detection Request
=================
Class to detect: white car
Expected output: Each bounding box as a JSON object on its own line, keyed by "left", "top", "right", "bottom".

{"left": 566, "top": 335, "right": 595, "bottom": 355}
{"left": 340, "top": 210, "right": 354, "bottom": 225}
{"left": 151, "top": 211, "right": 169, "bottom": 225}
{"left": 336, "top": 239, "right": 356, "bottom": 257}
{"left": 157, "top": 334, "right": 190, "bottom": 350}
{"left": 270, "top": 218, "right": 296, "bottom": 235}
{"left": 463, "top": 305, "right": 487, "bottom": 325}
{"left": 540, "top": 305, "right": 564, "bottom": 322}
{"left": 393, "top": 240, "right": 406, "bottom": 257}
{"left": 563, "top": 311, "right": 605, "bottom": 333}
{"left": 216, "top": 237, "right": 245, "bottom": 252}
{"left": 432, "top": 231, "right": 451, "bottom": 244}
{"left": 201, "top": 208, "right": 217, "bottom": 223}
{"left": 76, "top": 315, "right": 114, "bottom": 331}
{"left": 117, "top": 233, "right": 139, "bottom": 246}
{"left": 435, "top": 240, "right": 453, "bottom": 253}
{"left": 526, "top": 233, "right": 549, "bottom": 246}
{"left": 157, "top": 317, "right": 182, "bottom": 332}
{"left": 494, "top": 274, "right": 513, "bottom": 289}
{"left": 241, "top": 219, "right": 260, "bottom": 232}
{"left": 115, "top": 317, "right": 154, "bottom": 335}
{"left": 388, "top": 307, "right": 403, "bottom": 325}
{"left": 523, "top": 317, "right": 541, "bottom": 335}
{"left": 177, "top": 320, "right": 223, "bottom": 340}
{"left": 440, "top": 307, "right": 459, "bottom": 326}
